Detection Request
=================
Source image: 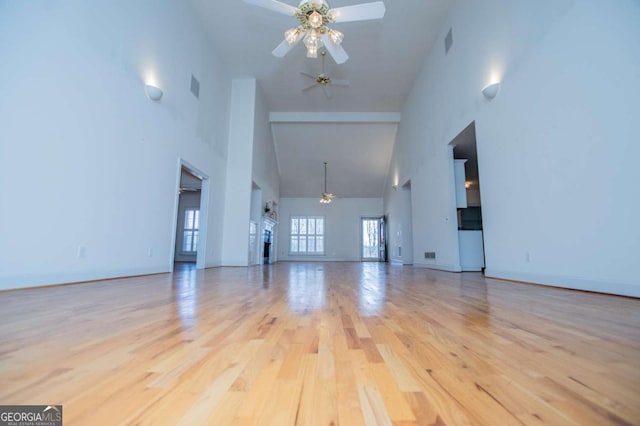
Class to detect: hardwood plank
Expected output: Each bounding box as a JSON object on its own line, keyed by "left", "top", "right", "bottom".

{"left": 0, "top": 262, "right": 638, "bottom": 425}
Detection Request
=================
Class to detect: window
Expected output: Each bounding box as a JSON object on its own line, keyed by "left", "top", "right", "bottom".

{"left": 290, "top": 216, "right": 324, "bottom": 255}
{"left": 182, "top": 208, "right": 199, "bottom": 253}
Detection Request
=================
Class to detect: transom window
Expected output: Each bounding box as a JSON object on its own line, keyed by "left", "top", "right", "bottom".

{"left": 290, "top": 216, "right": 324, "bottom": 255}
{"left": 182, "top": 208, "right": 199, "bottom": 253}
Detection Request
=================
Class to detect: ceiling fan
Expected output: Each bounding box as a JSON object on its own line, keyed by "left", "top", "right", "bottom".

{"left": 301, "top": 50, "right": 350, "bottom": 98}
{"left": 243, "top": 0, "right": 386, "bottom": 64}
{"left": 320, "top": 162, "right": 335, "bottom": 204}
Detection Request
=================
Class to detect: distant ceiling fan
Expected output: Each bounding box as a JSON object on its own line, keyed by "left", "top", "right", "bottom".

{"left": 320, "top": 162, "right": 335, "bottom": 204}
{"left": 243, "top": 0, "right": 386, "bottom": 64}
{"left": 301, "top": 50, "right": 350, "bottom": 98}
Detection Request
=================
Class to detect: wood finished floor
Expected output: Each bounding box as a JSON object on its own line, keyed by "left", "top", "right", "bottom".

{"left": 1, "top": 262, "right": 639, "bottom": 425}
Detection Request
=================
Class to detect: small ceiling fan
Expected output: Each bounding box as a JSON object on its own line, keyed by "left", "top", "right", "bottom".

{"left": 243, "top": 0, "right": 386, "bottom": 64}
{"left": 320, "top": 162, "right": 335, "bottom": 204}
{"left": 301, "top": 50, "right": 350, "bottom": 98}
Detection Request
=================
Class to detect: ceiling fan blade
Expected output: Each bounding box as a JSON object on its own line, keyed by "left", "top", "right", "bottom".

{"left": 330, "top": 1, "right": 386, "bottom": 23}
{"left": 321, "top": 33, "right": 349, "bottom": 64}
{"left": 322, "top": 84, "right": 332, "bottom": 99}
{"left": 300, "top": 72, "right": 316, "bottom": 80}
{"left": 243, "top": 0, "right": 297, "bottom": 16}
{"left": 331, "top": 79, "right": 350, "bottom": 87}
{"left": 303, "top": 82, "right": 319, "bottom": 91}
{"left": 272, "top": 38, "right": 297, "bottom": 57}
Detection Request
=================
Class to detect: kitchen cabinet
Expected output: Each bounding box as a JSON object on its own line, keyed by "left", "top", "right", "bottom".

{"left": 454, "top": 159, "right": 467, "bottom": 208}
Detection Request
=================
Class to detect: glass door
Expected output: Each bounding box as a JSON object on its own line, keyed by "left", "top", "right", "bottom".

{"left": 362, "top": 218, "right": 381, "bottom": 261}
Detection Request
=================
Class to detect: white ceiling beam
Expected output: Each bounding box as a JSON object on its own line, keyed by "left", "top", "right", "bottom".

{"left": 269, "top": 112, "right": 401, "bottom": 123}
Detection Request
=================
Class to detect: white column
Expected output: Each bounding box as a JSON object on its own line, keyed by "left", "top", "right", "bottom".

{"left": 221, "top": 79, "right": 256, "bottom": 266}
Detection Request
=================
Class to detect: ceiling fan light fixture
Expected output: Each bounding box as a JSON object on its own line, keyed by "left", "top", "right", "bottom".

{"left": 284, "top": 27, "right": 302, "bottom": 45}
{"left": 308, "top": 10, "right": 323, "bottom": 28}
{"left": 328, "top": 28, "right": 343, "bottom": 44}
{"left": 304, "top": 29, "right": 323, "bottom": 58}
{"left": 306, "top": 44, "right": 318, "bottom": 58}
{"left": 304, "top": 29, "right": 319, "bottom": 45}
{"left": 319, "top": 161, "right": 335, "bottom": 203}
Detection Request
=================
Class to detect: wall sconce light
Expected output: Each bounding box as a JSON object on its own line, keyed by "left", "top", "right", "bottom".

{"left": 482, "top": 82, "right": 500, "bottom": 100}
{"left": 392, "top": 185, "right": 398, "bottom": 191}
{"left": 145, "top": 84, "right": 163, "bottom": 101}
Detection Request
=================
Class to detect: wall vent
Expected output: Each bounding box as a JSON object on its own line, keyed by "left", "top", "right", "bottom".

{"left": 190, "top": 74, "right": 200, "bottom": 99}
{"left": 444, "top": 28, "right": 453, "bottom": 54}
{"left": 424, "top": 251, "right": 436, "bottom": 259}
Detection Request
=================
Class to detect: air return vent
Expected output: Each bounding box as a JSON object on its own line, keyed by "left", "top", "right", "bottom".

{"left": 190, "top": 74, "right": 200, "bottom": 99}
{"left": 424, "top": 251, "right": 436, "bottom": 259}
{"left": 444, "top": 28, "right": 453, "bottom": 54}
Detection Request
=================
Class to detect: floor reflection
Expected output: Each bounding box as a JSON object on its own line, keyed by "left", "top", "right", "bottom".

{"left": 172, "top": 263, "right": 198, "bottom": 329}
{"left": 357, "top": 262, "right": 387, "bottom": 316}
{"left": 456, "top": 273, "right": 492, "bottom": 331}
{"left": 247, "top": 264, "right": 274, "bottom": 289}
{"left": 287, "top": 263, "right": 327, "bottom": 313}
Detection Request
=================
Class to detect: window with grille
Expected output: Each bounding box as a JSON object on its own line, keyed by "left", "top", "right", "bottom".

{"left": 182, "top": 208, "right": 199, "bottom": 253}
{"left": 290, "top": 216, "right": 324, "bottom": 255}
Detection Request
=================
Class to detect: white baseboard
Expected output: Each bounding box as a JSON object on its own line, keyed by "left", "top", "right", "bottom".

{"left": 279, "top": 258, "right": 361, "bottom": 262}
{"left": 413, "top": 262, "right": 462, "bottom": 272}
{"left": 461, "top": 265, "right": 484, "bottom": 272}
{"left": 220, "top": 259, "right": 250, "bottom": 267}
{"left": 484, "top": 269, "right": 640, "bottom": 298}
{"left": 0, "top": 267, "right": 170, "bottom": 292}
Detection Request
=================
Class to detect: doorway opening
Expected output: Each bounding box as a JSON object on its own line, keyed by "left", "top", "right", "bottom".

{"left": 361, "top": 216, "right": 386, "bottom": 261}
{"left": 172, "top": 160, "right": 209, "bottom": 271}
{"left": 449, "top": 121, "right": 485, "bottom": 272}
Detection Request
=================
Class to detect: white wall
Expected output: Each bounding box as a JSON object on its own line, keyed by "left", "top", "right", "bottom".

{"left": 278, "top": 198, "right": 383, "bottom": 261}
{"left": 0, "top": 0, "right": 231, "bottom": 290}
{"left": 384, "top": 0, "right": 640, "bottom": 296}
{"left": 385, "top": 184, "right": 413, "bottom": 265}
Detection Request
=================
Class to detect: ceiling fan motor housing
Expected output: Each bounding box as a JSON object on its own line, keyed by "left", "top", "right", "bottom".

{"left": 317, "top": 74, "right": 331, "bottom": 85}
{"left": 296, "top": 1, "right": 333, "bottom": 30}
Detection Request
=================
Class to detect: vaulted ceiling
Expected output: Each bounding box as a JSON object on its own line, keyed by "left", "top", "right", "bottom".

{"left": 190, "top": 0, "right": 453, "bottom": 198}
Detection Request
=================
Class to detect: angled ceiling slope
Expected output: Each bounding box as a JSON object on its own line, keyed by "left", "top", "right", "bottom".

{"left": 271, "top": 113, "right": 399, "bottom": 198}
